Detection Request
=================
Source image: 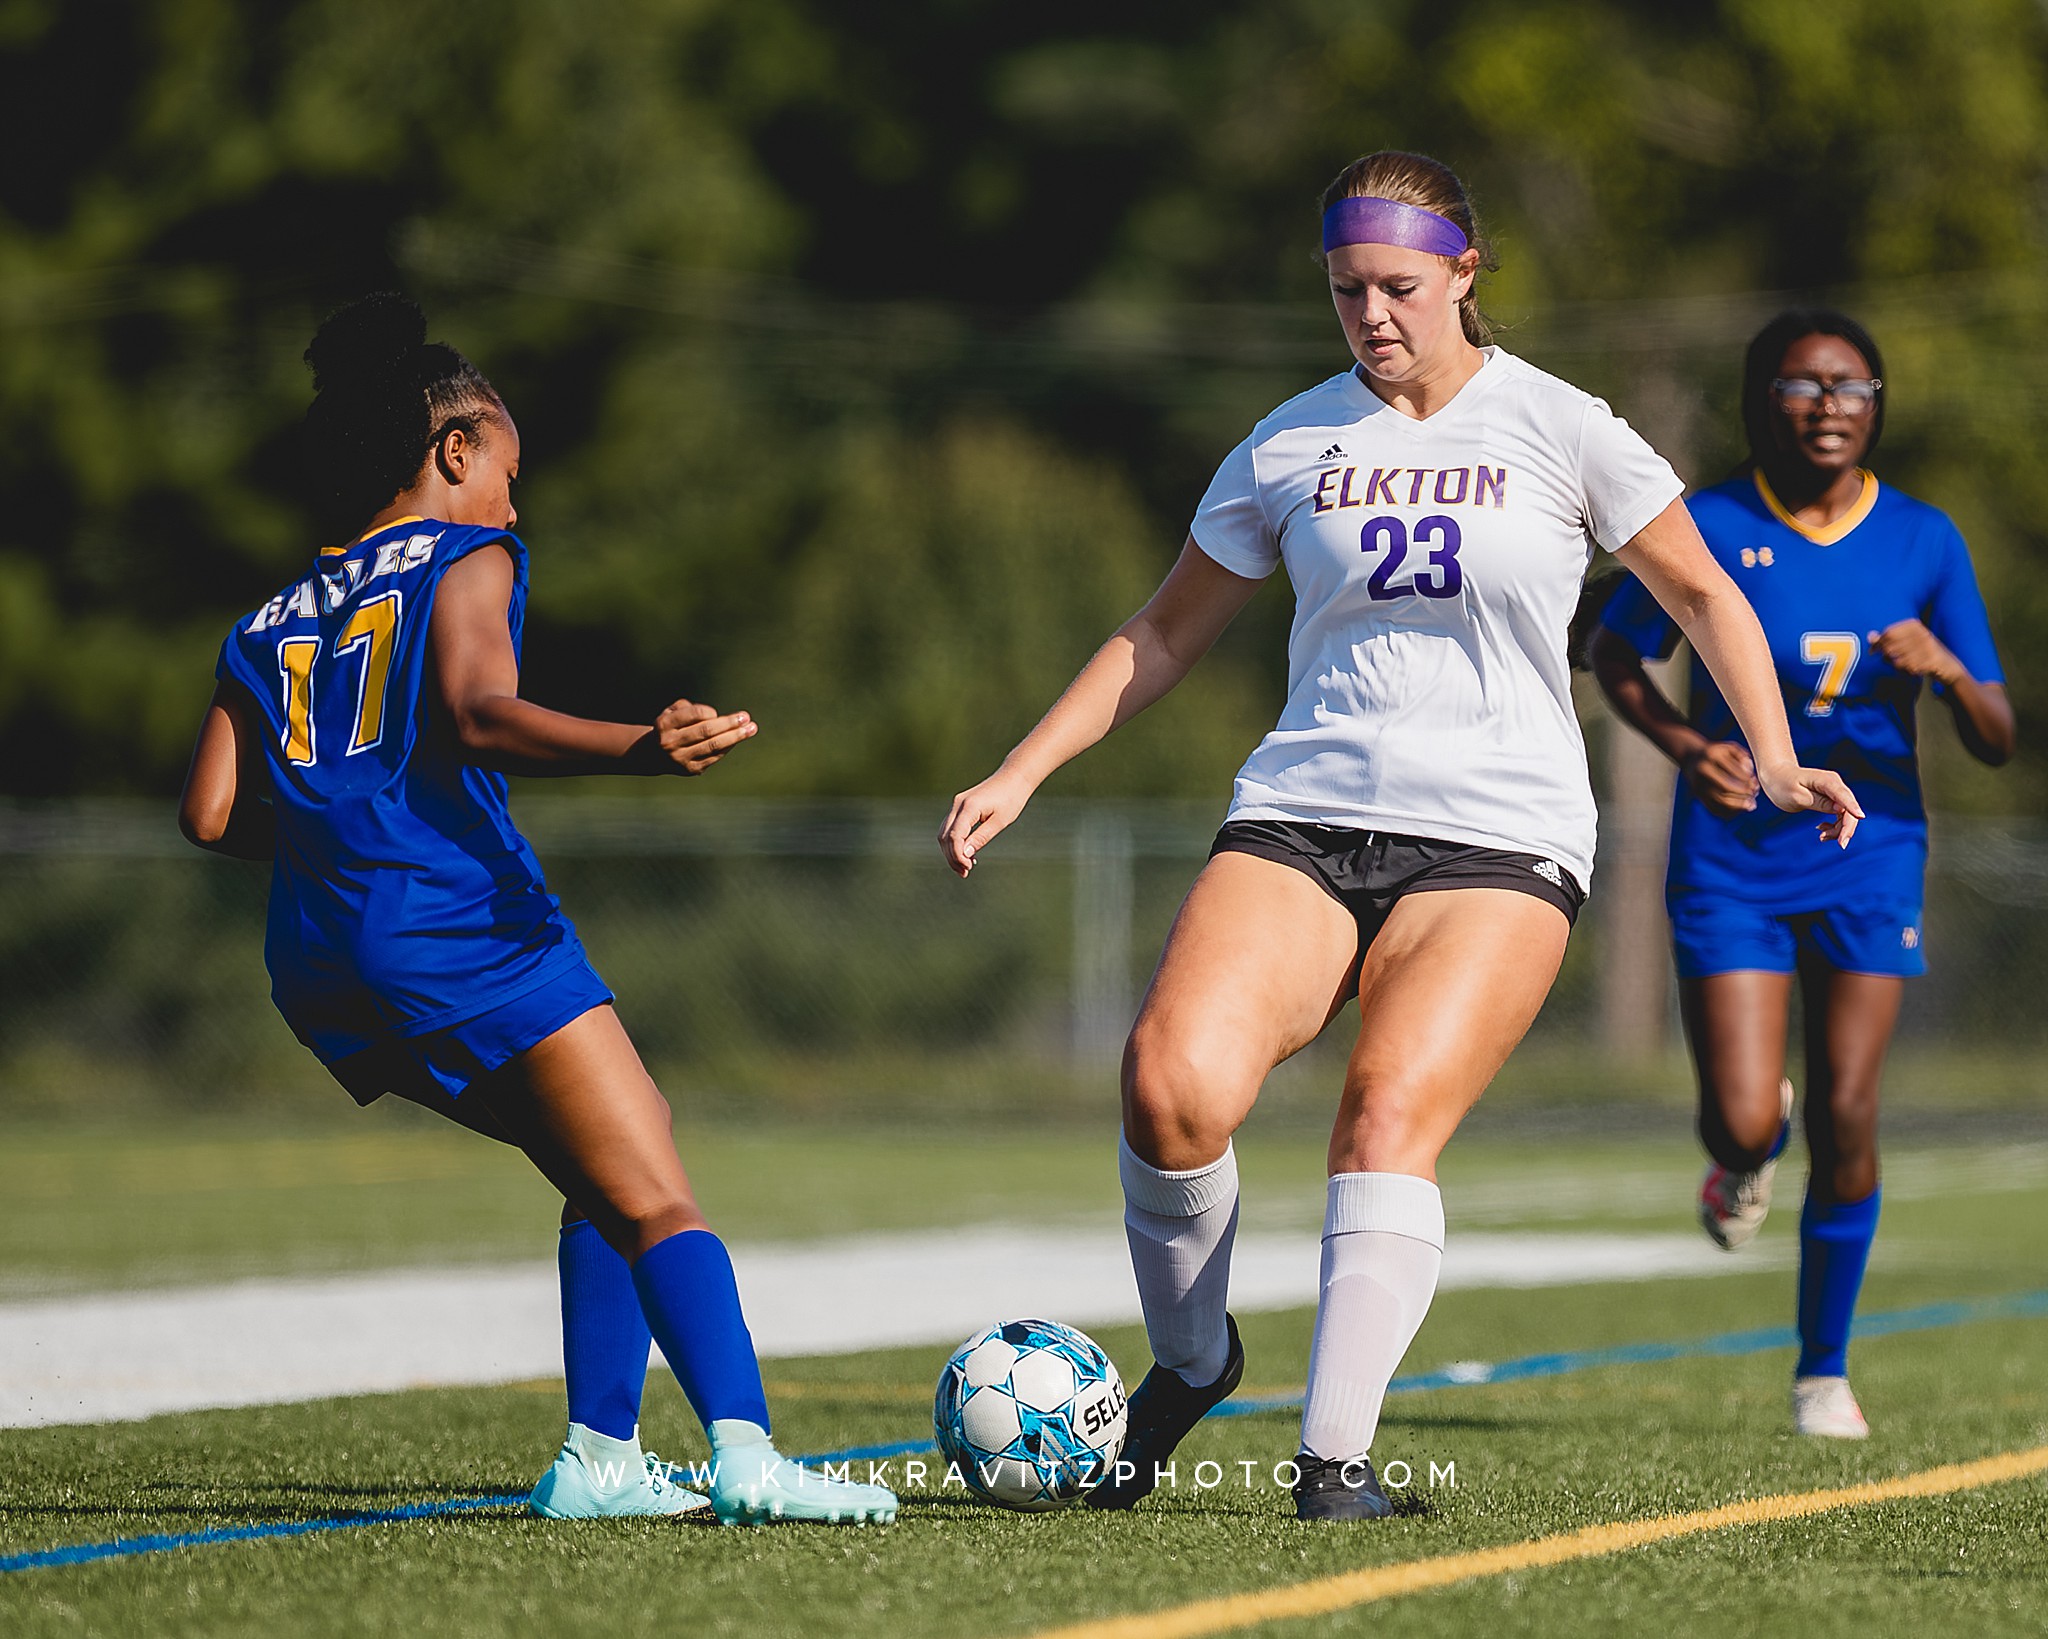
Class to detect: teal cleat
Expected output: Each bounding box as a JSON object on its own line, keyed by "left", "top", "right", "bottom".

{"left": 705, "top": 1420, "right": 899, "bottom": 1526}
{"left": 529, "top": 1423, "right": 712, "bottom": 1520}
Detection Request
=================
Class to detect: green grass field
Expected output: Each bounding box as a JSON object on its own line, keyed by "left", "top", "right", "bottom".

{"left": 0, "top": 1099, "right": 1725, "bottom": 1297}
{"left": 3, "top": 1117, "right": 2046, "bottom": 1637}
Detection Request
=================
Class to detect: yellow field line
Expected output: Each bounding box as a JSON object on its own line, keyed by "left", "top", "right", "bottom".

{"left": 1026, "top": 1443, "right": 2048, "bottom": 1639}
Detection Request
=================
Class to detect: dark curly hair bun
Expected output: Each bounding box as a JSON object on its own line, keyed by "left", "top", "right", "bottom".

{"left": 301, "top": 293, "right": 501, "bottom": 541}
{"left": 305, "top": 291, "right": 428, "bottom": 395}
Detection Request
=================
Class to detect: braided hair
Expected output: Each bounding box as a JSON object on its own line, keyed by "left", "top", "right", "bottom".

{"left": 301, "top": 294, "right": 503, "bottom": 541}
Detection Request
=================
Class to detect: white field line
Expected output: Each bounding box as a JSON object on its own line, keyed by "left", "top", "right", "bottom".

{"left": 0, "top": 1229, "right": 1773, "bottom": 1430}
{"left": 1238, "top": 1144, "right": 2048, "bottom": 1234}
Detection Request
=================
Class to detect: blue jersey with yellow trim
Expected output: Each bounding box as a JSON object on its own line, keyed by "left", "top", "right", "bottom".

{"left": 216, "top": 518, "right": 589, "bottom": 1058}
{"left": 1598, "top": 472, "right": 2003, "bottom": 908}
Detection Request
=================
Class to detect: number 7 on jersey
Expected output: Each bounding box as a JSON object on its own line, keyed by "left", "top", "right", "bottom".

{"left": 1799, "top": 631, "right": 1860, "bottom": 718}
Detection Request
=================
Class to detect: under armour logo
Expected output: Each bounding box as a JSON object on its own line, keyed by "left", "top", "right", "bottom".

{"left": 1317, "top": 444, "right": 1347, "bottom": 461}
{"left": 1531, "top": 860, "right": 1564, "bottom": 887}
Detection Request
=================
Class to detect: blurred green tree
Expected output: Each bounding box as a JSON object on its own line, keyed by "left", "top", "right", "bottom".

{"left": 1, "top": 0, "right": 2044, "bottom": 806}
{"left": 0, "top": 0, "right": 796, "bottom": 788}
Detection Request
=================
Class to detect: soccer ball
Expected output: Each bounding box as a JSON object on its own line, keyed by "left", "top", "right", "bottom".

{"left": 933, "top": 1318, "right": 1128, "bottom": 1511}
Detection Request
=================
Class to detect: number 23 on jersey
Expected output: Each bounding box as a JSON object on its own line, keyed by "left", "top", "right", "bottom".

{"left": 1359, "top": 513, "right": 1463, "bottom": 600}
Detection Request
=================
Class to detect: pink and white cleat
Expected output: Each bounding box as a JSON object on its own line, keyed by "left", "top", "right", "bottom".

{"left": 1793, "top": 1375, "right": 1870, "bottom": 1439}
{"left": 1699, "top": 1078, "right": 1794, "bottom": 1251}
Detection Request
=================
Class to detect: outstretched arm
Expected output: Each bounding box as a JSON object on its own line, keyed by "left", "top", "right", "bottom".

{"left": 1589, "top": 628, "right": 1761, "bottom": 816}
{"left": 938, "top": 540, "right": 1264, "bottom": 876}
{"left": 1614, "top": 499, "right": 1862, "bottom": 844}
{"left": 430, "top": 543, "right": 756, "bottom": 776}
{"left": 178, "top": 681, "right": 277, "bottom": 859}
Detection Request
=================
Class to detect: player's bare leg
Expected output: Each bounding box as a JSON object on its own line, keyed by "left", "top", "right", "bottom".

{"left": 1799, "top": 965, "right": 1898, "bottom": 1205}
{"left": 1123, "top": 852, "right": 1361, "bottom": 1169}
{"left": 386, "top": 1064, "right": 692, "bottom": 1513}
{"left": 1788, "top": 965, "right": 1901, "bottom": 1437}
{"left": 1091, "top": 853, "right": 1358, "bottom": 1510}
{"left": 1331, "top": 889, "right": 1569, "bottom": 1175}
{"left": 390, "top": 1075, "right": 523, "bottom": 1143}
{"left": 1684, "top": 972, "right": 1797, "bottom": 1248}
{"left": 479, "top": 1006, "right": 897, "bottom": 1524}
{"left": 1301, "top": 889, "right": 1568, "bottom": 1521}
{"left": 472, "top": 1005, "right": 706, "bottom": 1255}
{"left": 1685, "top": 973, "right": 1797, "bottom": 1168}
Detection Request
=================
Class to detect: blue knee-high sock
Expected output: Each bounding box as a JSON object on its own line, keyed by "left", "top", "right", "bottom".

{"left": 630, "top": 1229, "right": 772, "bottom": 1433}
{"left": 1795, "top": 1186, "right": 1881, "bottom": 1379}
{"left": 559, "top": 1219, "right": 652, "bottom": 1441}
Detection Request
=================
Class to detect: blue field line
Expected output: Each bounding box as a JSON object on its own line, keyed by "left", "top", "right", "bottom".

{"left": 1206, "top": 1287, "right": 2048, "bottom": 1419}
{"left": 0, "top": 1493, "right": 530, "bottom": 1574}
{"left": 803, "top": 1437, "right": 936, "bottom": 1465}
{"left": 6, "top": 1286, "right": 2044, "bottom": 1576}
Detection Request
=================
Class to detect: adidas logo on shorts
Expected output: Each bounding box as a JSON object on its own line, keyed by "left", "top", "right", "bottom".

{"left": 1317, "top": 443, "right": 1347, "bottom": 461}
{"left": 1531, "top": 859, "right": 1564, "bottom": 887}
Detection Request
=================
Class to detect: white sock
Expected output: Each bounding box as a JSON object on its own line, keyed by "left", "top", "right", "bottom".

{"left": 1299, "top": 1172, "right": 1445, "bottom": 1461}
{"left": 567, "top": 1421, "right": 645, "bottom": 1488}
{"left": 1120, "top": 1134, "right": 1240, "bottom": 1387}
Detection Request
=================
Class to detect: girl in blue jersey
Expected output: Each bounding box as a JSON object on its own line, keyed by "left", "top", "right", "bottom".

{"left": 1593, "top": 309, "right": 2014, "bottom": 1438}
{"left": 178, "top": 294, "right": 895, "bottom": 1526}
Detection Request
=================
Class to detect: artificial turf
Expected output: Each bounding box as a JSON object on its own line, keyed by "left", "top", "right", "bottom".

{"left": 14, "top": 1104, "right": 2041, "bottom": 1296}
{"left": 2, "top": 1125, "right": 2045, "bottom": 1637}
{"left": 0, "top": 1107, "right": 1720, "bottom": 1296}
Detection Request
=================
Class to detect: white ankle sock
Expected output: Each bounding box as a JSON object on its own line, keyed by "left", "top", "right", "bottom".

{"left": 1299, "top": 1172, "right": 1444, "bottom": 1462}
{"left": 1120, "top": 1134, "right": 1240, "bottom": 1387}
{"left": 568, "top": 1421, "right": 645, "bottom": 1488}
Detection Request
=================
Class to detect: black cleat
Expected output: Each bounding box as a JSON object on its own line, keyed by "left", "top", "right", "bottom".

{"left": 1085, "top": 1314, "right": 1244, "bottom": 1511}
{"left": 1292, "top": 1452, "right": 1394, "bottom": 1521}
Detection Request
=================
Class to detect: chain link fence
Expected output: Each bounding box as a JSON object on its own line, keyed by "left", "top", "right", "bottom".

{"left": 1, "top": 795, "right": 2044, "bottom": 1124}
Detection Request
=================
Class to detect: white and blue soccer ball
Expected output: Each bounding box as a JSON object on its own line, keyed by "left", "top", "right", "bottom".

{"left": 933, "top": 1318, "right": 1128, "bottom": 1511}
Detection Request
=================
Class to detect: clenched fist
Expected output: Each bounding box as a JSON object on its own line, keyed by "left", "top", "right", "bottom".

{"left": 656, "top": 699, "right": 756, "bottom": 775}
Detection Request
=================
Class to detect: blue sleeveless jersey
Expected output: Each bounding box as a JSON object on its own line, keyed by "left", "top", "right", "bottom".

{"left": 216, "top": 518, "right": 592, "bottom": 1060}
{"left": 1597, "top": 474, "right": 2003, "bottom": 909}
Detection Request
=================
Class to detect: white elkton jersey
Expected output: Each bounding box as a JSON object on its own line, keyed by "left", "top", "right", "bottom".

{"left": 1192, "top": 348, "right": 1683, "bottom": 890}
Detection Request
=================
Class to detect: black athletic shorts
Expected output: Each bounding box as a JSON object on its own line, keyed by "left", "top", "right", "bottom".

{"left": 1210, "top": 820, "right": 1585, "bottom": 938}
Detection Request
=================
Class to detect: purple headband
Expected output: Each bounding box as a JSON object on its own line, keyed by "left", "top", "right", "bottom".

{"left": 1321, "top": 195, "right": 1469, "bottom": 257}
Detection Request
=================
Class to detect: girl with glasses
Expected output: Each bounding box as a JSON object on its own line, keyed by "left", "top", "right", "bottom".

{"left": 1592, "top": 309, "right": 2014, "bottom": 1438}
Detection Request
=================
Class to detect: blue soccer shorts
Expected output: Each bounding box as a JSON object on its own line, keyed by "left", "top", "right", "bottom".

{"left": 1667, "top": 891, "right": 1926, "bottom": 980}
{"left": 320, "top": 960, "right": 616, "bottom": 1107}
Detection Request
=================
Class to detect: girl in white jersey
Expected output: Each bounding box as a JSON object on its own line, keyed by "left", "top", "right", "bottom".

{"left": 939, "top": 150, "right": 1860, "bottom": 1522}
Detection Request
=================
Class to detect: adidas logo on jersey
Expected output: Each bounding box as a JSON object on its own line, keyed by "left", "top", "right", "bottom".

{"left": 1531, "top": 859, "right": 1564, "bottom": 887}
{"left": 1317, "top": 444, "right": 1347, "bottom": 461}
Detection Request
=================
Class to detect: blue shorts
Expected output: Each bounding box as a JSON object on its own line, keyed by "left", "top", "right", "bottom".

{"left": 1668, "top": 891, "right": 1925, "bottom": 979}
{"left": 322, "top": 961, "right": 615, "bottom": 1106}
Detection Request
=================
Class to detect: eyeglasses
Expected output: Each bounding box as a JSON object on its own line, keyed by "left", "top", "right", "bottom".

{"left": 1772, "top": 377, "right": 1881, "bottom": 414}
